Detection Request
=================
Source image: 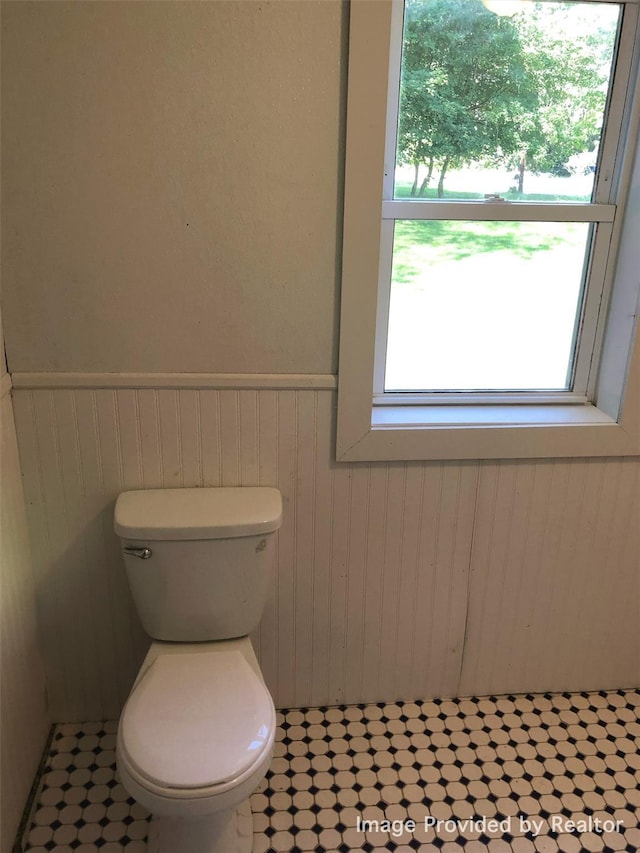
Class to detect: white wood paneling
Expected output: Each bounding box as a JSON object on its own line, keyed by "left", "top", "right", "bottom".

{"left": 11, "top": 386, "right": 640, "bottom": 723}
{"left": 1, "top": 390, "right": 50, "bottom": 853}
{"left": 13, "top": 387, "right": 476, "bottom": 721}
{"left": 460, "top": 458, "right": 640, "bottom": 696}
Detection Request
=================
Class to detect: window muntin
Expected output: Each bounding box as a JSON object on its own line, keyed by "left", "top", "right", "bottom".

{"left": 378, "top": 0, "right": 626, "bottom": 399}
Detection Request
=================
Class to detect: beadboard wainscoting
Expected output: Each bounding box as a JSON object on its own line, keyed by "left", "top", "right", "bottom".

{"left": 11, "top": 380, "right": 640, "bottom": 723}
{"left": 1, "top": 377, "right": 50, "bottom": 852}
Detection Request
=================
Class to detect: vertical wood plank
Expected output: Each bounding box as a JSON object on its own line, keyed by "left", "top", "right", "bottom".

{"left": 292, "top": 391, "right": 316, "bottom": 705}
{"left": 136, "top": 390, "right": 163, "bottom": 488}
{"left": 252, "top": 391, "right": 279, "bottom": 690}
{"left": 376, "top": 464, "right": 406, "bottom": 698}
{"left": 238, "top": 391, "right": 259, "bottom": 486}
{"left": 392, "top": 463, "right": 426, "bottom": 699}
{"left": 358, "top": 464, "right": 389, "bottom": 702}
{"left": 342, "top": 464, "right": 370, "bottom": 705}
{"left": 309, "top": 391, "right": 334, "bottom": 706}
{"left": 198, "top": 390, "right": 222, "bottom": 487}
{"left": 275, "top": 391, "right": 297, "bottom": 706}
{"left": 176, "top": 390, "right": 202, "bottom": 487}
{"left": 219, "top": 390, "right": 241, "bottom": 486}
{"left": 157, "top": 390, "right": 182, "bottom": 488}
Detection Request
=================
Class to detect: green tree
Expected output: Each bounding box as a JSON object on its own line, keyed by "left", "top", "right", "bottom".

{"left": 398, "top": 0, "right": 538, "bottom": 196}
{"left": 509, "top": 3, "right": 618, "bottom": 192}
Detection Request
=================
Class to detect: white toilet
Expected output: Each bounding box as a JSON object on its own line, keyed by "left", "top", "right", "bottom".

{"left": 113, "top": 486, "right": 282, "bottom": 853}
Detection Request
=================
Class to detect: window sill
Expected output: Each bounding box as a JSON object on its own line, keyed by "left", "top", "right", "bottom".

{"left": 336, "top": 401, "right": 640, "bottom": 462}
{"left": 372, "top": 403, "right": 615, "bottom": 428}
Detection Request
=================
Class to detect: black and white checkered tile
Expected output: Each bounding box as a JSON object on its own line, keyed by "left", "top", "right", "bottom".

{"left": 22, "top": 689, "right": 640, "bottom": 853}
{"left": 22, "top": 721, "right": 147, "bottom": 853}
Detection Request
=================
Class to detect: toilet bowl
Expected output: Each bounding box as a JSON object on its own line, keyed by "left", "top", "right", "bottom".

{"left": 117, "top": 638, "right": 275, "bottom": 853}
{"left": 113, "top": 487, "right": 283, "bottom": 853}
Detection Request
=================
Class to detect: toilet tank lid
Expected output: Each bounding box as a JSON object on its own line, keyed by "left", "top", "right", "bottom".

{"left": 114, "top": 487, "right": 282, "bottom": 540}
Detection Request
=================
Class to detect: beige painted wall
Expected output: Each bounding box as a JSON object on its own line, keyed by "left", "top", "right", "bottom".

{"left": 1, "top": 0, "right": 639, "bottom": 728}
{"left": 2, "top": 1, "right": 345, "bottom": 374}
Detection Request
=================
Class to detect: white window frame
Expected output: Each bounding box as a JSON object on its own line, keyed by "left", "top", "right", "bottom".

{"left": 337, "top": 0, "right": 640, "bottom": 462}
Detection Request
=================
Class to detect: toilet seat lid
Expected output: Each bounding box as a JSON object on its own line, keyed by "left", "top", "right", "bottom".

{"left": 119, "top": 651, "right": 274, "bottom": 790}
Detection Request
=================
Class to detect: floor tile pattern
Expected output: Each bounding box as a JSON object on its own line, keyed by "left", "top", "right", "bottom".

{"left": 22, "top": 689, "right": 640, "bottom": 853}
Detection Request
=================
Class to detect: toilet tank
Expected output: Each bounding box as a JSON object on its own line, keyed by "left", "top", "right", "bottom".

{"left": 114, "top": 487, "right": 282, "bottom": 642}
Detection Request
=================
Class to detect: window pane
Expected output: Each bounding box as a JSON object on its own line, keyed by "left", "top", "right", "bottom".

{"left": 395, "top": 0, "right": 620, "bottom": 202}
{"left": 384, "top": 220, "right": 591, "bottom": 392}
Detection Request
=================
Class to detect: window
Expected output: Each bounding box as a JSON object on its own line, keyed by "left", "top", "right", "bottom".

{"left": 337, "top": 0, "right": 640, "bottom": 461}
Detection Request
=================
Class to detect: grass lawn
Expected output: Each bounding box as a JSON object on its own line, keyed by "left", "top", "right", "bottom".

{"left": 394, "top": 185, "right": 591, "bottom": 203}
{"left": 392, "top": 219, "right": 587, "bottom": 285}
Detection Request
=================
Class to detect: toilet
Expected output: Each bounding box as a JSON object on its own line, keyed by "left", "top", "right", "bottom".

{"left": 113, "top": 486, "right": 282, "bottom": 853}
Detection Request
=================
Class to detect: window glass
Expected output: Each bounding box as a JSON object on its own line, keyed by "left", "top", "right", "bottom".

{"left": 394, "top": 0, "right": 620, "bottom": 202}
{"left": 384, "top": 220, "right": 592, "bottom": 391}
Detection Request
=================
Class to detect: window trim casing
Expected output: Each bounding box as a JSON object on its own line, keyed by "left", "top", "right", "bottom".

{"left": 336, "top": 0, "right": 640, "bottom": 462}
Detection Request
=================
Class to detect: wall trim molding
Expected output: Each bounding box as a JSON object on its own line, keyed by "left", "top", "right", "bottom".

{"left": 10, "top": 372, "right": 338, "bottom": 391}
{"left": 1, "top": 372, "right": 12, "bottom": 400}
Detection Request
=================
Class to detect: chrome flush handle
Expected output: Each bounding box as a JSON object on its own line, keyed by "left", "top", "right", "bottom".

{"left": 123, "top": 546, "right": 153, "bottom": 560}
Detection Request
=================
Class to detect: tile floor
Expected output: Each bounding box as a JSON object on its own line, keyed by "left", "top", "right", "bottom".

{"left": 21, "top": 688, "right": 640, "bottom": 853}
